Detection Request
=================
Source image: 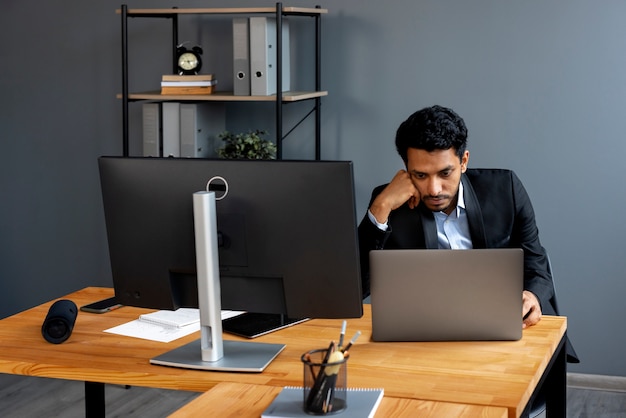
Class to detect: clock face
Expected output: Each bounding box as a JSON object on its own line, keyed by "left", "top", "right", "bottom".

{"left": 178, "top": 52, "right": 199, "bottom": 71}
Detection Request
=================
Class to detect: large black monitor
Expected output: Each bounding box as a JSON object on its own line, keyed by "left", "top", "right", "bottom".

{"left": 98, "top": 157, "right": 363, "bottom": 371}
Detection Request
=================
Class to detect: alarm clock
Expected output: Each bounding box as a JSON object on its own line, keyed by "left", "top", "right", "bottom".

{"left": 176, "top": 44, "right": 203, "bottom": 75}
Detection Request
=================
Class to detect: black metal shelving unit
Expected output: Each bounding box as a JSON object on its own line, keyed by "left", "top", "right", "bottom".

{"left": 118, "top": 3, "right": 327, "bottom": 159}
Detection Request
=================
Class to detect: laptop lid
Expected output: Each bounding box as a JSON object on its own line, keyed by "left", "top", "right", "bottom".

{"left": 369, "top": 248, "right": 523, "bottom": 342}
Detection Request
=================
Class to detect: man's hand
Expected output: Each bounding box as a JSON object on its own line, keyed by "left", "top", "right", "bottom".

{"left": 369, "top": 170, "right": 420, "bottom": 224}
{"left": 522, "top": 290, "right": 542, "bottom": 328}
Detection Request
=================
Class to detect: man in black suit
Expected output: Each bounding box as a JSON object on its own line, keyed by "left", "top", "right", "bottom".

{"left": 359, "top": 105, "right": 575, "bottom": 356}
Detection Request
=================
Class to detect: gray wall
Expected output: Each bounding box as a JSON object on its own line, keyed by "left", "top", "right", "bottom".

{"left": 1, "top": 0, "right": 625, "bottom": 376}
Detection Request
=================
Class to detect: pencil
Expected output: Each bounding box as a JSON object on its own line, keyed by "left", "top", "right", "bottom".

{"left": 341, "top": 330, "right": 361, "bottom": 353}
{"left": 338, "top": 320, "right": 347, "bottom": 349}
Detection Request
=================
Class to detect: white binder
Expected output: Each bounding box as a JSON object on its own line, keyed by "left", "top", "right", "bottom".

{"left": 232, "top": 17, "right": 250, "bottom": 96}
{"left": 142, "top": 103, "right": 161, "bottom": 157}
{"left": 180, "top": 103, "right": 226, "bottom": 158}
{"left": 249, "top": 17, "right": 290, "bottom": 96}
{"left": 162, "top": 102, "right": 181, "bottom": 157}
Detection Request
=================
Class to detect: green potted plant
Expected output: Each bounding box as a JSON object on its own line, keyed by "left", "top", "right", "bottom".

{"left": 216, "top": 129, "right": 277, "bottom": 160}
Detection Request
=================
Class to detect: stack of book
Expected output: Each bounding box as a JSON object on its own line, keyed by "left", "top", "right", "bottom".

{"left": 161, "top": 74, "right": 217, "bottom": 95}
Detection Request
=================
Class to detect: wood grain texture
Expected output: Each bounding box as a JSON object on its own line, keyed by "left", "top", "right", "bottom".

{"left": 169, "top": 381, "right": 509, "bottom": 418}
{"left": 0, "top": 287, "right": 565, "bottom": 418}
{"left": 118, "top": 91, "right": 328, "bottom": 102}
{"left": 2, "top": 375, "right": 621, "bottom": 418}
{"left": 116, "top": 7, "right": 329, "bottom": 15}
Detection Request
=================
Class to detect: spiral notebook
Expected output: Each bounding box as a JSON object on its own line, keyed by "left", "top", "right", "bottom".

{"left": 139, "top": 308, "right": 200, "bottom": 328}
{"left": 262, "top": 386, "right": 383, "bottom": 418}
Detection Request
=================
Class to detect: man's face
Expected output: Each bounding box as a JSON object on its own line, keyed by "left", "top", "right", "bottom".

{"left": 406, "top": 147, "right": 469, "bottom": 215}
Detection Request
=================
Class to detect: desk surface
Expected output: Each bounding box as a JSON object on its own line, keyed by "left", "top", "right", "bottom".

{"left": 169, "top": 382, "right": 509, "bottom": 418}
{"left": 0, "top": 287, "right": 566, "bottom": 417}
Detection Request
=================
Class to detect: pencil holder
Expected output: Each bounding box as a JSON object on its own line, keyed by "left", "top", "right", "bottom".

{"left": 301, "top": 348, "right": 348, "bottom": 415}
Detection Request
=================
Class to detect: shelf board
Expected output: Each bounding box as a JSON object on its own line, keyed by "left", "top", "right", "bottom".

{"left": 116, "top": 7, "right": 328, "bottom": 16}
{"left": 117, "top": 91, "right": 328, "bottom": 102}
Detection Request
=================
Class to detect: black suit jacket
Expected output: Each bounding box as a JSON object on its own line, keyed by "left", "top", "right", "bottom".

{"left": 358, "top": 168, "right": 579, "bottom": 362}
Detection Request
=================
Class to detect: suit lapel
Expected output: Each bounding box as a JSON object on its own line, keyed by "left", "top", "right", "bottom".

{"left": 418, "top": 204, "right": 439, "bottom": 249}
{"left": 461, "top": 174, "right": 488, "bottom": 248}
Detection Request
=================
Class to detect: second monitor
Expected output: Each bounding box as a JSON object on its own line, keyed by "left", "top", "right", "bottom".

{"left": 98, "top": 157, "right": 364, "bottom": 337}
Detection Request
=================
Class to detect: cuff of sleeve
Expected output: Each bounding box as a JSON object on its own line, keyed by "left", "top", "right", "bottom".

{"left": 367, "top": 209, "right": 389, "bottom": 231}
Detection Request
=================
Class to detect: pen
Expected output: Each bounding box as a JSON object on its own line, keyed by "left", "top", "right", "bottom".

{"left": 338, "top": 320, "right": 347, "bottom": 349}
{"left": 341, "top": 330, "right": 361, "bottom": 353}
{"left": 306, "top": 341, "right": 337, "bottom": 412}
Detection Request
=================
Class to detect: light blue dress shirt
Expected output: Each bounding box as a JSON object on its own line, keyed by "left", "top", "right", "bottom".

{"left": 433, "top": 182, "right": 472, "bottom": 249}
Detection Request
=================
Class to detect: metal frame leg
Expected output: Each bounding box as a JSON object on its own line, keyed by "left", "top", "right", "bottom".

{"left": 545, "top": 338, "right": 567, "bottom": 417}
{"left": 85, "top": 381, "right": 105, "bottom": 418}
{"left": 523, "top": 335, "right": 567, "bottom": 418}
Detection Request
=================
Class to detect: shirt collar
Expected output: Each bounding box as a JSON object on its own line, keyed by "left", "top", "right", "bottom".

{"left": 437, "top": 180, "right": 465, "bottom": 219}
{"left": 457, "top": 180, "right": 466, "bottom": 211}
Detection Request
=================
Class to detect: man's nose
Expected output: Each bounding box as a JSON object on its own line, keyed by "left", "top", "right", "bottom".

{"left": 426, "top": 178, "right": 442, "bottom": 196}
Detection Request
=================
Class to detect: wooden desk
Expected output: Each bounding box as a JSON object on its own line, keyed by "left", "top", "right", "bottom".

{"left": 169, "top": 382, "right": 509, "bottom": 418}
{"left": 0, "top": 287, "right": 566, "bottom": 418}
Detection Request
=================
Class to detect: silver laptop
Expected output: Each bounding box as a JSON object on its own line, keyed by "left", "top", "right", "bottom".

{"left": 370, "top": 248, "right": 523, "bottom": 342}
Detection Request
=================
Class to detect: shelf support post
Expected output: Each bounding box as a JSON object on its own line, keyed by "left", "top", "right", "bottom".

{"left": 315, "top": 5, "right": 322, "bottom": 160}
{"left": 121, "top": 4, "right": 129, "bottom": 157}
{"left": 171, "top": 8, "right": 179, "bottom": 74}
{"left": 276, "top": 2, "right": 284, "bottom": 159}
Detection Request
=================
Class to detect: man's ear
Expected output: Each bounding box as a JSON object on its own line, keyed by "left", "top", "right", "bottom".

{"left": 461, "top": 150, "right": 470, "bottom": 172}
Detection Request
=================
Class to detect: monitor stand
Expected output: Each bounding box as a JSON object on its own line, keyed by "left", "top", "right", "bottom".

{"left": 150, "top": 191, "right": 285, "bottom": 372}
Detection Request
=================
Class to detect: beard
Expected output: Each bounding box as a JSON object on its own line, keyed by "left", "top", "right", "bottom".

{"left": 422, "top": 192, "right": 458, "bottom": 215}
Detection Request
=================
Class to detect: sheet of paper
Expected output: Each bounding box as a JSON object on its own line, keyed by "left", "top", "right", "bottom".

{"left": 104, "top": 310, "right": 245, "bottom": 343}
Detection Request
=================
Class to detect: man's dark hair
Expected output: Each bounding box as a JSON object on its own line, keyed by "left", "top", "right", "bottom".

{"left": 395, "top": 105, "right": 468, "bottom": 163}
